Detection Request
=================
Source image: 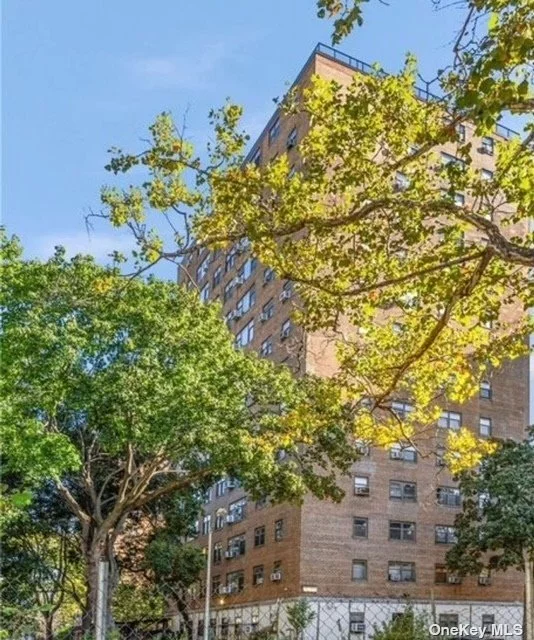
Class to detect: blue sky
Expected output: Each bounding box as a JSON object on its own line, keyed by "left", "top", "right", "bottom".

{"left": 4, "top": 0, "right": 476, "bottom": 275}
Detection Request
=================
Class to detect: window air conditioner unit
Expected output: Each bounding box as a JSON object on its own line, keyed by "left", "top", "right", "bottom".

{"left": 219, "top": 586, "right": 229, "bottom": 594}
{"left": 389, "top": 575, "right": 401, "bottom": 582}
{"left": 235, "top": 275, "right": 245, "bottom": 286}
{"left": 255, "top": 577, "right": 264, "bottom": 585}
{"left": 355, "top": 487, "right": 369, "bottom": 496}
{"left": 226, "top": 515, "right": 236, "bottom": 524}
{"left": 480, "top": 146, "right": 492, "bottom": 155}
{"left": 260, "top": 312, "right": 269, "bottom": 322}
{"left": 225, "top": 549, "right": 235, "bottom": 558}
{"left": 350, "top": 623, "right": 366, "bottom": 634}
{"left": 390, "top": 449, "right": 403, "bottom": 460}
{"left": 228, "top": 584, "right": 239, "bottom": 593}
{"left": 279, "top": 290, "right": 291, "bottom": 302}
{"left": 447, "top": 575, "right": 462, "bottom": 584}
{"left": 478, "top": 576, "right": 491, "bottom": 586}
{"left": 227, "top": 479, "right": 236, "bottom": 489}
{"left": 270, "top": 572, "right": 282, "bottom": 582}
{"left": 233, "top": 309, "right": 243, "bottom": 320}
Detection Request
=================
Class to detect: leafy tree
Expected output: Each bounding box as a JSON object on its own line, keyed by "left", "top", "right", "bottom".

{"left": 96, "top": 59, "right": 531, "bottom": 467}
{"left": 1, "top": 233, "right": 356, "bottom": 635}
{"left": 372, "top": 606, "right": 430, "bottom": 640}
{"left": 145, "top": 535, "right": 205, "bottom": 640}
{"left": 447, "top": 440, "right": 534, "bottom": 640}
{"left": 286, "top": 599, "right": 316, "bottom": 640}
{"left": 0, "top": 483, "right": 85, "bottom": 639}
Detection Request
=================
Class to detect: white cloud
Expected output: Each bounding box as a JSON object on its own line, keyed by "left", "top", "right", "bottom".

{"left": 29, "top": 231, "right": 135, "bottom": 263}
{"left": 127, "top": 43, "right": 231, "bottom": 90}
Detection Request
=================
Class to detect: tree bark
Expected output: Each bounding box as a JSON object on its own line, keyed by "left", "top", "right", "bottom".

{"left": 524, "top": 549, "right": 534, "bottom": 640}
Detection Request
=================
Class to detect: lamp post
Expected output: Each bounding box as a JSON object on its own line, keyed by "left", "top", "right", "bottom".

{"left": 204, "top": 508, "right": 227, "bottom": 640}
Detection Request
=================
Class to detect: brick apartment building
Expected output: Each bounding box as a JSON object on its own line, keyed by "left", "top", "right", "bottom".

{"left": 178, "top": 43, "right": 529, "bottom": 637}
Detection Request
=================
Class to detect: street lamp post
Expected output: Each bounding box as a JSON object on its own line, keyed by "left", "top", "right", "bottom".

{"left": 204, "top": 508, "right": 227, "bottom": 640}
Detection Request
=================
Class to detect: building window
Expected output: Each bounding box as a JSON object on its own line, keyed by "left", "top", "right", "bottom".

{"left": 456, "top": 124, "right": 466, "bottom": 142}
{"left": 437, "top": 486, "right": 461, "bottom": 507}
{"left": 481, "top": 136, "right": 495, "bottom": 155}
{"left": 350, "top": 612, "right": 365, "bottom": 635}
{"left": 389, "top": 521, "right": 416, "bottom": 542}
{"left": 441, "top": 152, "right": 465, "bottom": 168}
{"left": 213, "top": 542, "right": 222, "bottom": 564}
{"left": 251, "top": 147, "right": 261, "bottom": 167}
{"left": 352, "top": 560, "right": 368, "bottom": 581}
{"left": 211, "top": 575, "right": 221, "bottom": 595}
{"left": 223, "top": 280, "right": 234, "bottom": 302}
{"left": 438, "top": 410, "right": 462, "bottom": 430}
{"left": 482, "top": 168, "right": 494, "bottom": 180}
{"left": 260, "top": 336, "right": 273, "bottom": 357}
{"left": 226, "top": 570, "right": 245, "bottom": 593}
{"left": 280, "top": 319, "right": 291, "bottom": 340}
{"left": 287, "top": 127, "right": 297, "bottom": 149}
{"left": 354, "top": 476, "right": 370, "bottom": 496}
{"left": 236, "top": 287, "right": 256, "bottom": 315}
{"left": 262, "top": 298, "right": 275, "bottom": 320}
{"left": 435, "top": 564, "right": 448, "bottom": 584}
{"left": 454, "top": 192, "right": 465, "bottom": 207}
{"left": 253, "top": 565, "right": 264, "bottom": 586}
{"left": 268, "top": 118, "right": 281, "bottom": 145}
{"left": 196, "top": 255, "right": 210, "bottom": 282}
{"left": 435, "top": 525, "right": 458, "bottom": 544}
{"left": 200, "top": 283, "right": 210, "bottom": 303}
{"left": 215, "top": 479, "right": 227, "bottom": 497}
{"left": 202, "top": 515, "right": 210, "bottom": 536}
{"left": 228, "top": 498, "right": 247, "bottom": 523}
{"left": 254, "top": 526, "right": 266, "bottom": 547}
{"left": 215, "top": 513, "right": 225, "bottom": 530}
{"left": 263, "top": 267, "right": 275, "bottom": 284}
{"left": 388, "top": 562, "right": 416, "bottom": 582}
{"left": 480, "top": 380, "right": 492, "bottom": 399}
{"left": 439, "top": 614, "right": 459, "bottom": 627}
{"left": 212, "top": 266, "right": 222, "bottom": 288}
{"left": 390, "top": 444, "right": 417, "bottom": 463}
{"left": 235, "top": 319, "right": 255, "bottom": 348}
{"left": 225, "top": 251, "right": 237, "bottom": 273}
{"left": 479, "top": 416, "right": 492, "bottom": 437}
{"left": 389, "top": 481, "right": 417, "bottom": 502}
{"left": 274, "top": 519, "right": 284, "bottom": 542}
{"left": 353, "top": 517, "right": 368, "bottom": 538}
{"left": 227, "top": 534, "right": 246, "bottom": 557}
{"left": 237, "top": 257, "right": 257, "bottom": 281}
{"left": 391, "top": 401, "right": 414, "bottom": 420}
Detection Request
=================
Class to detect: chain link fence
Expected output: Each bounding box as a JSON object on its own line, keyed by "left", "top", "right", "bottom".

{"left": 1, "top": 561, "right": 526, "bottom": 640}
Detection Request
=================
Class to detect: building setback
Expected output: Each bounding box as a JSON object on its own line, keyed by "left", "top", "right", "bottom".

{"left": 179, "top": 42, "right": 528, "bottom": 637}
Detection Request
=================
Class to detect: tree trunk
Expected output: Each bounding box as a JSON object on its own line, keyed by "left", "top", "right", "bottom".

{"left": 524, "top": 549, "right": 534, "bottom": 640}
{"left": 43, "top": 613, "right": 54, "bottom": 640}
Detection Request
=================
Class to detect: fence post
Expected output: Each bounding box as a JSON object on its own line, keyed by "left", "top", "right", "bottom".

{"left": 95, "top": 559, "right": 109, "bottom": 640}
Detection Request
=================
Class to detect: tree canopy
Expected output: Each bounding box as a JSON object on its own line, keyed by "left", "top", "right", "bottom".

{"left": 0, "top": 232, "right": 355, "bottom": 634}
{"left": 447, "top": 439, "right": 534, "bottom": 639}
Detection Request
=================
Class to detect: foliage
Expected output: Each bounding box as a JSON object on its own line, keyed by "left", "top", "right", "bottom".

{"left": 372, "top": 606, "right": 431, "bottom": 640}
{"left": 0, "top": 230, "right": 356, "bottom": 632}
{"left": 286, "top": 599, "right": 316, "bottom": 638}
{"left": 447, "top": 437, "right": 534, "bottom": 575}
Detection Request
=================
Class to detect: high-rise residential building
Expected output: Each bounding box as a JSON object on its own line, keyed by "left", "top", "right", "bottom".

{"left": 178, "top": 43, "right": 528, "bottom": 638}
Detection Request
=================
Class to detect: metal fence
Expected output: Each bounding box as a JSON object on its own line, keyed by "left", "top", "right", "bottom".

{"left": 1, "top": 561, "right": 526, "bottom": 640}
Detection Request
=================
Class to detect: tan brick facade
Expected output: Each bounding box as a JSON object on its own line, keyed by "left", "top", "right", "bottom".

{"left": 180, "top": 44, "right": 528, "bottom": 610}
